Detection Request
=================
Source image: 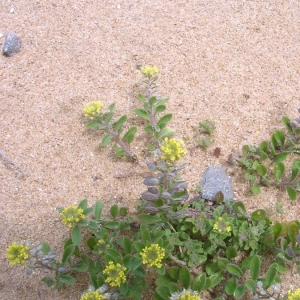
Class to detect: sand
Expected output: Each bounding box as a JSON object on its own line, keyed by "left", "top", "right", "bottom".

{"left": 1, "top": 1, "right": 300, "bottom": 299}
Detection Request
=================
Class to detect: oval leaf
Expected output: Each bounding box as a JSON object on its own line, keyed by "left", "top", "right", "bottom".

{"left": 179, "top": 266, "right": 190, "bottom": 289}
{"left": 250, "top": 255, "right": 261, "bottom": 280}
{"left": 62, "top": 244, "right": 75, "bottom": 264}
{"left": 101, "top": 134, "right": 113, "bottom": 146}
{"left": 263, "top": 263, "right": 278, "bottom": 290}
{"left": 226, "top": 264, "right": 243, "bottom": 277}
{"left": 286, "top": 187, "right": 297, "bottom": 200}
{"left": 71, "top": 225, "right": 82, "bottom": 246}
{"left": 225, "top": 277, "right": 237, "bottom": 295}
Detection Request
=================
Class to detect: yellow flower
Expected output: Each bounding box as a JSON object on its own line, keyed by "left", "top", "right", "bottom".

{"left": 141, "top": 65, "right": 159, "bottom": 78}
{"left": 160, "top": 138, "right": 187, "bottom": 162}
{"left": 140, "top": 244, "right": 165, "bottom": 268}
{"left": 80, "top": 291, "right": 106, "bottom": 300}
{"left": 6, "top": 242, "right": 30, "bottom": 265}
{"left": 170, "top": 289, "right": 201, "bottom": 300}
{"left": 288, "top": 289, "right": 300, "bottom": 300}
{"left": 103, "top": 261, "right": 127, "bottom": 287}
{"left": 83, "top": 101, "right": 102, "bottom": 119}
{"left": 60, "top": 204, "right": 85, "bottom": 228}
{"left": 213, "top": 217, "right": 232, "bottom": 233}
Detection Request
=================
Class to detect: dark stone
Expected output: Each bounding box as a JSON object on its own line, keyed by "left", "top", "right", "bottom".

{"left": 200, "top": 165, "right": 234, "bottom": 202}
{"left": 2, "top": 31, "right": 22, "bottom": 57}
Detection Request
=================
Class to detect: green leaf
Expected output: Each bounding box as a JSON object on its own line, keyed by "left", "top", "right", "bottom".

{"left": 113, "top": 115, "right": 127, "bottom": 129}
{"left": 110, "top": 204, "right": 119, "bottom": 218}
{"left": 155, "top": 286, "right": 170, "bottom": 299}
{"left": 123, "top": 237, "right": 132, "bottom": 254}
{"left": 168, "top": 282, "right": 180, "bottom": 294}
{"left": 232, "top": 201, "right": 247, "bottom": 217}
{"left": 226, "top": 246, "right": 237, "bottom": 259}
{"left": 179, "top": 267, "right": 190, "bottom": 289}
{"left": 144, "top": 125, "right": 154, "bottom": 133}
{"left": 104, "top": 112, "right": 113, "bottom": 123}
{"left": 225, "top": 277, "right": 237, "bottom": 295}
{"left": 57, "top": 274, "right": 75, "bottom": 285}
{"left": 250, "top": 255, "right": 261, "bottom": 280}
{"left": 233, "top": 285, "right": 247, "bottom": 299}
{"left": 133, "top": 241, "right": 145, "bottom": 253}
{"left": 251, "top": 209, "right": 267, "bottom": 222}
{"left": 251, "top": 185, "right": 261, "bottom": 195}
{"left": 263, "top": 263, "right": 278, "bottom": 290}
{"left": 137, "top": 214, "right": 162, "bottom": 224}
{"left": 62, "top": 244, "right": 75, "bottom": 264}
{"left": 192, "top": 273, "right": 206, "bottom": 292}
{"left": 286, "top": 187, "right": 297, "bottom": 200}
{"left": 274, "top": 162, "right": 285, "bottom": 181}
{"left": 119, "top": 207, "right": 128, "bottom": 216}
{"left": 260, "top": 141, "right": 269, "bottom": 152}
{"left": 141, "top": 224, "right": 151, "bottom": 244}
{"left": 155, "top": 105, "right": 166, "bottom": 114}
{"left": 242, "top": 145, "right": 250, "bottom": 155}
{"left": 41, "top": 242, "right": 51, "bottom": 255}
{"left": 157, "top": 114, "right": 172, "bottom": 127}
{"left": 155, "top": 275, "right": 172, "bottom": 287}
{"left": 149, "top": 96, "right": 157, "bottom": 106}
{"left": 71, "top": 225, "right": 82, "bottom": 246}
{"left": 169, "top": 266, "right": 180, "bottom": 280}
{"left": 257, "top": 164, "right": 267, "bottom": 177}
{"left": 291, "top": 158, "right": 300, "bottom": 181}
{"left": 86, "top": 237, "right": 97, "bottom": 250}
{"left": 282, "top": 116, "right": 293, "bottom": 134}
{"left": 94, "top": 200, "right": 103, "bottom": 220}
{"left": 259, "top": 151, "right": 269, "bottom": 162}
{"left": 134, "top": 108, "right": 150, "bottom": 121}
{"left": 108, "top": 103, "right": 115, "bottom": 112}
{"left": 123, "top": 126, "right": 137, "bottom": 144}
{"left": 87, "top": 120, "right": 100, "bottom": 128}
{"left": 272, "top": 222, "right": 283, "bottom": 241}
{"left": 209, "top": 271, "right": 223, "bottom": 287}
{"left": 245, "top": 279, "right": 256, "bottom": 293}
{"left": 157, "top": 128, "right": 175, "bottom": 140}
{"left": 78, "top": 199, "right": 88, "bottom": 210}
{"left": 226, "top": 264, "right": 243, "bottom": 277}
{"left": 138, "top": 94, "right": 146, "bottom": 103}
{"left": 206, "top": 261, "right": 218, "bottom": 275}
{"left": 156, "top": 98, "right": 169, "bottom": 106}
{"left": 104, "top": 221, "right": 120, "bottom": 229}
{"left": 287, "top": 221, "right": 299, "bottom": 248}
{"left": 101, "top": 134, "right": 113, "bottom": 146}
{"left": 274, "top": 130, "right": 285, "bottom": 146}
{"left": 71, "top": 262, "right": 88, "bottom": 272}
{"left": 273, "top": 152, "right": 288, "bottom": 163}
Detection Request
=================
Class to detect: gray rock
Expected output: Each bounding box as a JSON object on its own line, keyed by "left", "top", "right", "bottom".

{"left": 200, "top": 165, "right": 234, "bottom": 202}
{"left": 2, "top": 31, "right": 21, "bottom": 56}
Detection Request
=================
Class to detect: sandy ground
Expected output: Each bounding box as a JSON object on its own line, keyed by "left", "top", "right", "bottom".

{"left": 1, "top": 1, "right": 300, "bottom": 299}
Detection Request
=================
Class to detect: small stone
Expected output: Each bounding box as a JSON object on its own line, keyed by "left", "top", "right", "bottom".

{"left": 2, "top": 31, "right": 22, "bottom": 57}
{"left": 200, "top": 165, "right": 234, "bottom": 202}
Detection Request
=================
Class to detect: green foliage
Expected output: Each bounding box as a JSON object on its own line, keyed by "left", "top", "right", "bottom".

{"left": 193, "top": 119, "right": 216, "bottom": 150}
{"left": 235, "top": 110, "right": 300, "bottom": 200}
{"left": 7, "top": 68, "right": 300, "bottom": 300}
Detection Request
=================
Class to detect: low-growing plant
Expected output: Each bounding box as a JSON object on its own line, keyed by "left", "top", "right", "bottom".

{"left": 6, "top": 66, "right": 300, "bottom": 300}
{"left": 233, "top": 110, "right": 300, "bottom": 199}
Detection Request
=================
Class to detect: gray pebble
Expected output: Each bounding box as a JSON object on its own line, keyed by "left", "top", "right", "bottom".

{"left": 200, "top": 165, "right": 234, "bottom": 202}
{"left": 2, "top": 31, "right": 21, "bottom": 57}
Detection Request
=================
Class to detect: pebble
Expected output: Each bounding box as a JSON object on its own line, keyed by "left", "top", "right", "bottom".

{"left": 2, "top": 31, "right": 22, "bottom": 57}
{"left": 199, "top": 165, "right": 234, "bottom": 202}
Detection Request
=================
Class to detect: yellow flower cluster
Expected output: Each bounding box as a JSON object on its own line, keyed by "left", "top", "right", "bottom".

{"left": 97, "top": 239, "right": 106, "bottom": 254}
{"left": 160, "top": 138, "right": 187, "bottom": 162}
{"left": 83, "top": 101, "right": 102, "bottom": 119}
{"left": 60, "top": 204, "right": 85, "bottom": 228}
{"left": 213, "top": 217, "right": 232, "bottom": 233}
{"left": 6, "top": 242, "right": 30, "bottom": 265}
{"left": 103, "top": 261, "right": 127, "bottom": 287}
{"left": 170, "top": 289, "right": 201, "bottom": 300}
{"left": 140, "top": 244, "right": 165, "bottom": 268}
{"left": 80, "top": 291, "right": 106, "bottom": 300}
{"left": 288, "top": 289, "right": 300, "bottom": 300}
{"left": 141, "top": 65, "right": 159, "bottom": 78}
